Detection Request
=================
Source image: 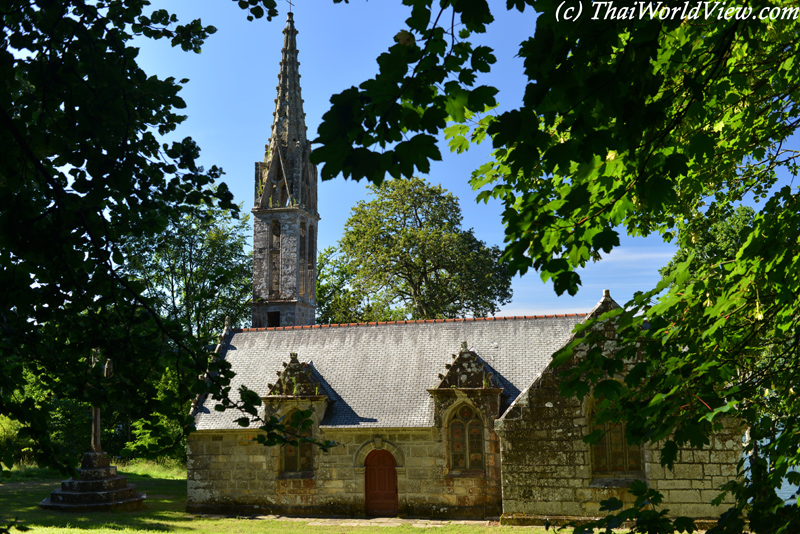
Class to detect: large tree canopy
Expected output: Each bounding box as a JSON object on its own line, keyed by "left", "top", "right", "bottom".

{"left": 311, "top": 1, "right": 800, "bottom": 532}
{"left": 313, "top": 0, "right": 799, "bottom": 293}
{"left": 318, "top": 177, "right": 512, "bottom": 322}
{"left": 316, "top": 246, "right": 407, "bottom": 324}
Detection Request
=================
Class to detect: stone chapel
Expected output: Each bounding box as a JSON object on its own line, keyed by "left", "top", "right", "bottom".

{"left": 186, "top": 13, "right": 742, "bottom": 525}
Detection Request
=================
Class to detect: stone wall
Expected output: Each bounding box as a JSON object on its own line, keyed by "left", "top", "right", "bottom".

{"left": 647, "top": 433, "right": 741, "bottom": 518}
{"left": 187, "top": 423, "right": 502, "bottom": 518}
{"left": 251, "top": 301, "right": 316, "bottom": 329}
{"left": 495, "top": 365, "right": 741, "bottom": 525}
{"left": 252, "top": 207, "right": 317, "bottom": 328}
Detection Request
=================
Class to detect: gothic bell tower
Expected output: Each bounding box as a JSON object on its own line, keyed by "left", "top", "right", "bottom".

{"left": 252, "top": 12, "right": 319, "bottom": 328}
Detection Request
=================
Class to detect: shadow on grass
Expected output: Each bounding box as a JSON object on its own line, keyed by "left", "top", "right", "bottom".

{"left": 0, "top": 473, "right": 199, "bottom": 532}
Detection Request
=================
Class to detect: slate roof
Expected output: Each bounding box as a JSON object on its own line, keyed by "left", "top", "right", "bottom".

{"left": 192, "top": 314, "right": 587, "bottom": 431}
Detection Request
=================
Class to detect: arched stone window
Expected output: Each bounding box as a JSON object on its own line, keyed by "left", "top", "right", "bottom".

{"left": 591, "top": 417, "right": 642, "bottom": 476}
{"left": 307, "top": 225, "right": 315, "bottom": 299}
{"left": 270, "top": 162, "right": 288, "bottom": 208}
{"left": 449, "top": 405, "right": 483, "bottom": 470}
{"left": 302, "top": 161, "right": 314, "bottom": 211}
{"left": 282, "top": 411, "right": 313, "bottom": 475}
{"left": 270, "top": 222, "right": 281, "bottom": 297}
{"left": 299, "top": 222, "right": 307, "bottom": 297}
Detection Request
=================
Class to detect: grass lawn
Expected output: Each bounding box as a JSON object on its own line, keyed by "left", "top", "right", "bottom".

{"left": 0, "top": 462, "right": 549, "bottom": 534}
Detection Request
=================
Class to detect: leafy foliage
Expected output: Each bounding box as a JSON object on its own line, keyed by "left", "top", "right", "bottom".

{"left": 328, "top": 177, "right": 512, "bottom": 321}
{"left": 569, "top": 480, "right": 697, "bottom": 534}
{"left": 122, "top": 203, "right": 252, "bottom": 342}
{"left": 315, "top": 247, "right": 406, "bottom": 324}
{"left": 659, "top": 206, "right": 755, "bottom": 280}
{"left": 0, "top": 0, "right": 313, "bottom": 478}
{"left": 312, "top": 1, "right": 498, "bottom": 183}
{"left": 313, "top": 0, "right": 800, "bottom": 531}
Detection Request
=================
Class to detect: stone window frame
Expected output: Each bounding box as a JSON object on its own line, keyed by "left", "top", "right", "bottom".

{"left": 446, "top": 402, "right": 486, "bottom": 476}
{"left": 586, "top": 395, "right": 645, "bottom": 482}
{"left": 299, "top": 221, "right": 307, "bottom": 297}
{"left": 269, "top": 221, "right": 281, "bottom": 298}
{"left": 279, "top": 408, "right": 315, "bottom": 479}
{"left": 267, "top": 156, "right": 289, "bottom": 208}
{"left": 306, "top": 223, "right": 315, "bottom": 301}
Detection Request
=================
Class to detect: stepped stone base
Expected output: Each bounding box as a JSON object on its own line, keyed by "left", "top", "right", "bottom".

{"left": 39, "top": 452, "right": 145, "bottom": 512}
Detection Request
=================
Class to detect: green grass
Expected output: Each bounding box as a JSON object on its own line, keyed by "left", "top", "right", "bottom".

{"left": 114, "top": 458, "right": 188, "bottom": 480}
{"left": 5, "top": 464, "right": 67, "bottom": 482}
{"left": 4, "top": 458, "right": 187, "bottom": 484}
{"left": 0, "top": 461, "right": 549, "bottom": 534}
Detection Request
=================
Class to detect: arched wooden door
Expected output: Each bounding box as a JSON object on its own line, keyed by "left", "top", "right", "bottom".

{"left": 364, "top": 449, "right": 398, "bottom": 516}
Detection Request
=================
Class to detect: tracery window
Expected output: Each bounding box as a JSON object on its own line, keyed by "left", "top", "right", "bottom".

{"left": 592, "top": 420, "right": 642, "bottom": 476}
{"left": 449, "top": 405, "right": 483, "bottom": 470}
{"left": 282, "top": 410, "right": 313, "bottom": 474}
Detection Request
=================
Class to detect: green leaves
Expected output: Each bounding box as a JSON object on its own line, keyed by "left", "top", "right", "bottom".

{"left": 233, "top": 0, "right": 278, "bottom": 22}
{"left": 313, "top": 0, "right": 497, "bottom": 183}
{"left": 569, "top": 474, "right": 697, "bottom": 534}
{"left": 121, "top": 202, "right": 252, "bottom": 345}
{"left": 445, "top": 88, "right": 469, "bottom": 123}
{"left": 0, "top": 0, "right": 276, "bottom": 476}
{"left": 556, "top": 189, "right": 800, "bottom": 530}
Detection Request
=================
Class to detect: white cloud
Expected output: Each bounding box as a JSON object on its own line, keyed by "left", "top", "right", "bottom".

{"left": 597, "top": 247, "right": 676, "bottom": 264}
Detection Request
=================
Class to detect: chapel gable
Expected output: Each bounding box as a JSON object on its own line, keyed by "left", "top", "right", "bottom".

{"left": 262, "top": 352, "right": 329, "bottom": 438}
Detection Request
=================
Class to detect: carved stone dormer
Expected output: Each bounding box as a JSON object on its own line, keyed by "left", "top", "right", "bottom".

{"left": 435, "top": 341, "right": 501, "bottom": 390}
{"left": 267, "top": 352, "right": 324, "bottom": 397}
{"left": 262, "top": 352, "right": 329, "bottom": 423}
{"left": 428, "top": 342, "right": 504, "bottom": 426}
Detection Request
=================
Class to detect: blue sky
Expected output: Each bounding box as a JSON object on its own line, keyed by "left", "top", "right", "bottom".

{"left": 135, "top": 1, "right": 678, "bottom": 315}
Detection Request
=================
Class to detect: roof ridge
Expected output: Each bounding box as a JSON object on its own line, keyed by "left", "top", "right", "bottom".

{"left": 234, "top": 313, "right": 589, "bottom": 333}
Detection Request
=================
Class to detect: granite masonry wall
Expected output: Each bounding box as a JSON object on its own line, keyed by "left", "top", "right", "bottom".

{"left": 186, "top": 422, "right": 502, "bottom": 518}
{"left": 495, "top": 365, "right": 741, "bottom": 525}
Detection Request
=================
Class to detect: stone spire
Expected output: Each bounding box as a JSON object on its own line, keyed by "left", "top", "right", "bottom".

{"left": 271, "top": 13, "right": 306, "bottom": 156}
{"left": 255, "top": 12, "right": 317, "bottom": 214}
{"left": 252, "top": 12, "right": 319, "bottom": 328}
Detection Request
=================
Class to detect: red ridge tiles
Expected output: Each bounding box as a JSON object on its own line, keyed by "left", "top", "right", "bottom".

{"left": 232, "top": 313, "right": 588, "bottom": 333}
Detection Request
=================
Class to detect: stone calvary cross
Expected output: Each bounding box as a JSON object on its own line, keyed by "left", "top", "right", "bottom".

{"left": 91, "top": 356, "right": 113, "bottom": 453}
{"left": 39, "top": 354, "right": 145, "bottom": 511}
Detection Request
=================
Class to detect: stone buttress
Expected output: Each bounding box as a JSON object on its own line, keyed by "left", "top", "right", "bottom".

{"left": 252, "top": 12, "right": 319, "bottom": 328}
